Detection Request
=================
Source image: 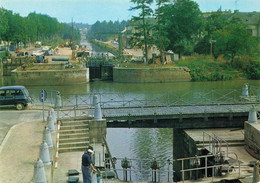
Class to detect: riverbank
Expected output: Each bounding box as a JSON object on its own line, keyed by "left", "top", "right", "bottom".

{"left": 113, "top": 67, "right": 191, "bottom": 83}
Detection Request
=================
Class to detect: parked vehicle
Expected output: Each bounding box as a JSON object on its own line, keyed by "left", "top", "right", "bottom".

{"left": 0, "top": 86, "right": 31, "bottom": 110}
{"left": 17, "top": 51, "right": 28, "bottom": 57}
{"left": 35, "top": 55, "right": 45, "bottom": 63}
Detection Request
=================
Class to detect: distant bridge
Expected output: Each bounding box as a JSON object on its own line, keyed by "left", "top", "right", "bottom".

{"left": 56, "top": 87, "right": 260, "bottom": 129}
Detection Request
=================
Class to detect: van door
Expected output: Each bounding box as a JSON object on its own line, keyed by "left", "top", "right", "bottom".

{"left": 5, "top": 90, "right": 15, "bottom": 105}
{"left": 0, "top": 90, "right": 6, "bottom": 105}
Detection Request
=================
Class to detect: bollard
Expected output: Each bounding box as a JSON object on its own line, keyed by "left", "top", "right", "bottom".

{"left": 248, "top": 105, "right": 258, "bottom": 123}
{"left": 50, "top": 108, "right": 57, "bottom": 124}
{"left": 47, "top": 115, "right": 56, "bottom": 133}
{"left": 94, "top": 103, "right": 103, "bottom": 121}
{"left": 242, "top": 84, "right": 249, "bottom": 96}
{"left": 42, "top": 127, "right": 46, "bottom": 142}
{"left": 39, "top": 141, "right": 51, "bottom": 166}
{"left": 253, "top": 161, "right": 260, "bottom": 183}
{"left": 92, "top": 95, "right": 98, "bottom": 106}
{"left": 46, "top": 127, "right": 53, "bottom": 148}
{"left": 32, "top": 158, "right": 47, "bottom": 183}
{"left": 55, "top": 92, "right": 62, "bottom": 108}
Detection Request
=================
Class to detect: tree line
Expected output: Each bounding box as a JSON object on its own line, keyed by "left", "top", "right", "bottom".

{"left": 87, "top": 20, "right": 129, "bottom": 41}
{"left": 0, "top": 8, "right": 80, "bottom": 46}
{"left": 87, "top": 0, "right": 258, "bottom": 64}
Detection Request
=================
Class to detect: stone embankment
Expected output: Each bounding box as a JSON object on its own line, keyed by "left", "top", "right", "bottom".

{"left": 113, "top": 67, "right": 191, "bottom": 83}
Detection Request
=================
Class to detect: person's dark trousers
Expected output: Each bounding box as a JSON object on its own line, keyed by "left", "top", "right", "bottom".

{"left": 82, "top": 165, "right": 91, "bottom": 183}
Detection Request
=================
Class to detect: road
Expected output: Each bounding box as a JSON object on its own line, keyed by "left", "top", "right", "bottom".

{"left": 0, "top": 107, "right": 43, "bottom": 144}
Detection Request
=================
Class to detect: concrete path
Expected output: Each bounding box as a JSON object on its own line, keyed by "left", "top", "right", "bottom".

{"left": 0, "top": 121, "right": 46, "bottom": 183}
{"left": 0, "top": 109, "right": 43, "bottom": 144}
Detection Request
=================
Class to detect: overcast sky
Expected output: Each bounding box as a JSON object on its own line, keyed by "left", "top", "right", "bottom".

{"left": 0, "top": 0, "right": 260, "bottom": 24}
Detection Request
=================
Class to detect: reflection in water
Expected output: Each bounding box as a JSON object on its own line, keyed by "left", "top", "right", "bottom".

{"left": 107, "top": 128, "right": 173, "bottom": 182}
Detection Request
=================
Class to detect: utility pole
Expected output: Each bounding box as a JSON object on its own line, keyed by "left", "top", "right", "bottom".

{"left": 71, "top": 18, "right": 74, "bottom": 50}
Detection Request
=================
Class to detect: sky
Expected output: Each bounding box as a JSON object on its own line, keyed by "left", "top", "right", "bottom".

{"left": 0, "top": 0, "right": 260, "bottom": 24}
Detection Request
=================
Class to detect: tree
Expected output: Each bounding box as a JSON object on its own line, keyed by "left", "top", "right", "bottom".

{"left": 164, "top": 0, "right": 203, "bottom": 56}
{"left": 0, "top": 8, "right": 8, "bottom": 41}
{"left": 195, "top": 11, "right": 229, "bottom": 54}
{"left": 213, "top": 22, "right": 258, "bottom": 63}
{"left": 153, "top": 0, "right": 170, "bottom": 64}
{"left": 130, "top": 0, "right": 154, "bottom": 63}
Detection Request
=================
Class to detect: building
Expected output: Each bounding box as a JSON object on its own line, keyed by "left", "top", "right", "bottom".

{"left": 229, "top": 11, "right": 260, "bottom": 51}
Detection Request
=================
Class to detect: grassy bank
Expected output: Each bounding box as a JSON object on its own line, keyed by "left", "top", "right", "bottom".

{"left": 176, "top": 54, "right": 260, "bottom": 81}
{"left": 175, "top": 55, "right": 242, "bottom": 81}
{"left": 117, "top": 54, "right": 260, "bottom": 81}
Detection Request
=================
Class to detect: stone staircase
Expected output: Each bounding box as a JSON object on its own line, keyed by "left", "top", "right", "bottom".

{"left": 59, "top": 120, "right": 90, "bottom": 153}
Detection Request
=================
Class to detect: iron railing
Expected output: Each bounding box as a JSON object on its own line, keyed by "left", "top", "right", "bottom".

{"left": 177, "top": 153, "right": 241, "bottom": 183}
{"left": 59, "top": 88, "right": 260, "bottom": 109}
{"left": 28, "top": 89, "right": 58, "bottom": 105}
{"left": 103, "top": 157, "right": 175, "bottom": 182}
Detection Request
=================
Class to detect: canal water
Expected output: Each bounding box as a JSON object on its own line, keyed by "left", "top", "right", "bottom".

{"left": 1, "top": 76, "right": 259, "bottom": 181}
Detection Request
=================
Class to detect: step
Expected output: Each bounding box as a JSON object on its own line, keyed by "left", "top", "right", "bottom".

{"left": 59, "top": 137, "right": 89, "bottom": 143}
{"left": 61, "top": 124, "right": 89, "bottom": 130}
{"left": 60, "top": 129, "right": 89, "bottom": 135}
{"left": 196, "top": 140, "right": 244, "bottom": 144}
{"left": 59, "top": 141, "right": 89, "bottom": 148}
{"left": 61, "top": 120, "right": 90, "bottom": 126}
{"left": 197, "top": 142, "right": 245, "bottom": 148}
{"left": 60, "top": 133, "right": 88, "bottom": 139}
{"left": 59, "top": 146, "right": 87, "bottom": 153}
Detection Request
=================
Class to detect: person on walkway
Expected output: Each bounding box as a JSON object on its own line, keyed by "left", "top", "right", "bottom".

{"left": 82, "top": 149, "right": 97, "bottom": 183}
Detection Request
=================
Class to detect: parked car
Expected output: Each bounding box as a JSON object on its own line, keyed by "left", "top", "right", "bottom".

{"left": 17, "top": 51, "right": 28, "bottom": 57}
{"left": 0, "top": 86, "right": 31, "bottom": 110}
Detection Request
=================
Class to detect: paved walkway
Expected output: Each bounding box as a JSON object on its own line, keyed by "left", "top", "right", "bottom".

{"left": 0, "top": 121, "right": 47, "bottom": 183}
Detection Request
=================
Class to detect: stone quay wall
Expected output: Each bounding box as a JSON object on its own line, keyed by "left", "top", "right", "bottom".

{"left": 113, "top": 67, "right": 191, "bottom": 83}
{"left": 11, "top": 68, "right": 89, "bottom": 85}
{"left": 244, "top": 121, "right": 260, "bottom": 158}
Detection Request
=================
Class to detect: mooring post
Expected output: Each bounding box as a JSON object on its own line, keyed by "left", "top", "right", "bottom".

{"left": 242, "top": 84, "right": 249, "bottom": 96}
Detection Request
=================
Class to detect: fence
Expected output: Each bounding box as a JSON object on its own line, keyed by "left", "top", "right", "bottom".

{"left": 103, "top": 157, "right": 175, "bottom": 182}
{"left": 177, "top": 153, "right": 241, "bottom": 183}
{"left": 29, "top": 89, "right": 58, "bottom": 106}
{"left": 59, "top": 88, "right": 260, "bottom": 109}
{"left": 202, "top": 131, "right": 229, "bottom": 157}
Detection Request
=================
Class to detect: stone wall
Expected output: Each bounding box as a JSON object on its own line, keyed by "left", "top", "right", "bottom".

{"left": 11, "top": 68, "right": 89, "bottom": 85}
{"left": 88, "top": 119, "right": 107, "bottom": 143}
{"left": 244, "top": 121, "right": 260, "bottom": 157}
{"left": 113, "top": 67, "right": 191, "bottom": 83}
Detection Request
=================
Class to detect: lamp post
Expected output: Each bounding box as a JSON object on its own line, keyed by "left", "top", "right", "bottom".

{"left": 210, "top": 39, "right": 216, "bottom": 56}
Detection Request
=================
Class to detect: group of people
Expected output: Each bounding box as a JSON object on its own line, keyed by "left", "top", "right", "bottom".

{"left": 81, "top": 146, "right": 97, "bottom": 183}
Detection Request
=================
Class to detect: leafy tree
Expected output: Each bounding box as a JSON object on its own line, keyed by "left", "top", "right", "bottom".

{"left": 153, "top": 0, "right": 170, "bottom": 64}
{"left": 213, "top": 22, "right": 258, "bottom": 63}
{"left": 87, "top": 20, "right": 128, "bottom": 41}
{"left": 195, "top": 11, "right": 229, "bottom": 54}
{"left": 129, "top": 0, "right": 154, "bottom": 63}
{"left": 0, "top": 9, "right": 80, "bottom": 47}
{"left": 0, "top": 8, "right": 8, "bottom": 41}
{"left": 164, "top": 0, "right": 203, "bottom": 56}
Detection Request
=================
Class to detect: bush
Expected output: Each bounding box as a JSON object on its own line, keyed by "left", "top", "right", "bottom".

{"left": 176, "top": 55, "right": 240, "bottom": 81}
{"left": 245, "top": 60, "right": 260, "bottom": 79}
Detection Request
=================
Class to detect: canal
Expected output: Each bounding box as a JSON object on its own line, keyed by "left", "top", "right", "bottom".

{"left": 1, "top": 76, "right": 259, "bottom": 181}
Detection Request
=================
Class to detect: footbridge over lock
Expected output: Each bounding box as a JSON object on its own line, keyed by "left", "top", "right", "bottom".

{"left": 56, "top": 86, "right": 260, "bottom": 129}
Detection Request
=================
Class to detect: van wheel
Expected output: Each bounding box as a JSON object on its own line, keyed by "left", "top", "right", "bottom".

{"left": 16, "top": 103, "right": 24, "bottom": 110}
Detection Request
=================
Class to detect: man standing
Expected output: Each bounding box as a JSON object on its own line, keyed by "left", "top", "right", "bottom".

{"left": 82, "top": 149, "right": 97, "bottom": 183}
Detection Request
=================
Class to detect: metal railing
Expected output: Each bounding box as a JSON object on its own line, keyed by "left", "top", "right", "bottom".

{"left": 177, "top": 153, "right": 241, "bottom": 183}
{"left": 58, "top": 88, "right": 259, "bottom": 109}
{"left": 103, "top": 157, "right": 175, "bottom": 182}
{"left": 202, "top": 131, "right": 229, "bottom": 157}
{"left": 29, "top": 89, "right": 58, "bottom": 106}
